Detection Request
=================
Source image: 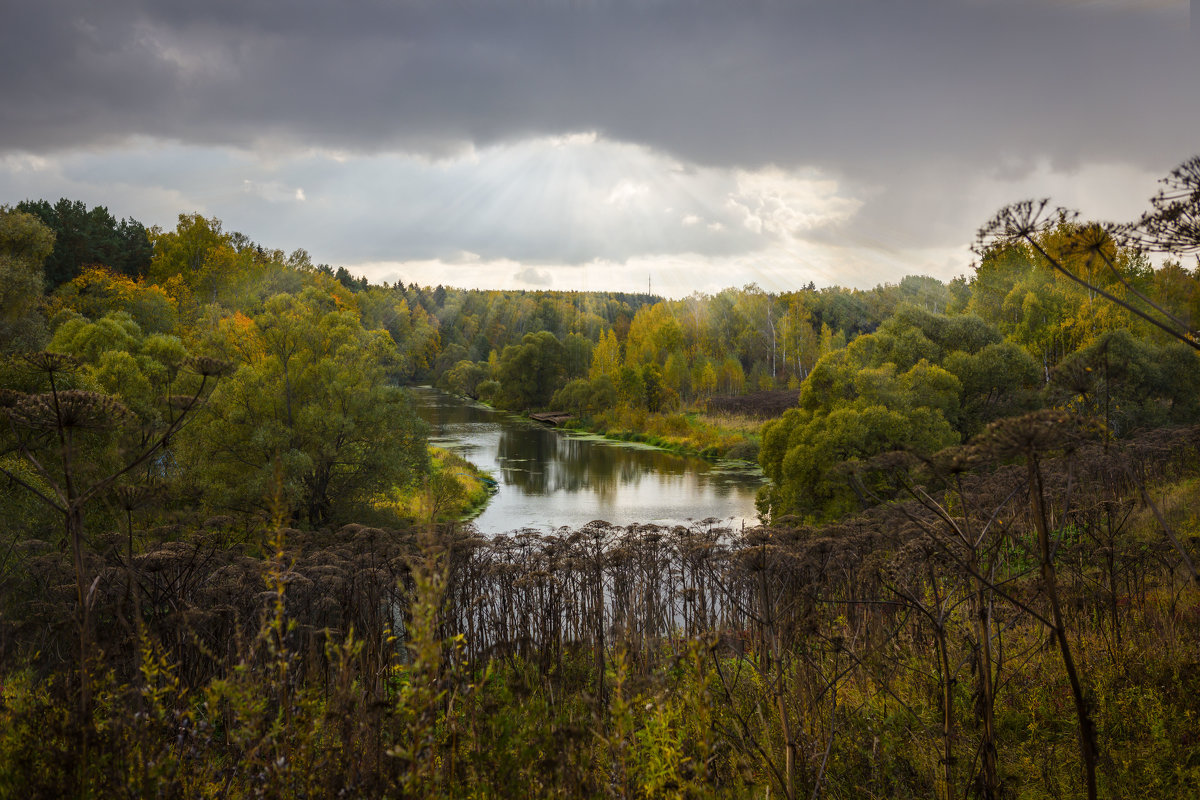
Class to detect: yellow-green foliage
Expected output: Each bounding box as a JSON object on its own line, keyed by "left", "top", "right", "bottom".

{"left": 0, "top": 670, "right": 72, "bottom": 798}
{"left": 587, "top": 405, "right": 761, "bottom": 461}
{"left": 374, "top": 447, "right": 495, "bottom": 523}
{"left": 1, "top": 552, "right": 1199, "bottom": 797}
{"left": 1130, "top": 475, "right": 1200, "bottom": 543}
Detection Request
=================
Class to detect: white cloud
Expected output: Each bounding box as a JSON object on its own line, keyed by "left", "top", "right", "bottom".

{"left": 513, "top": 266, "right": 553, "bottom": 286}
{"left": 970, "top": 159, "right": 1162, "bottom": 226}
{"left": 241, "top": 179, "right": 306, "bottom": 204}
{"left": 0, "top": 132, "right": 1177, "bottom": 298}
{"left": 727, "top": 168, "right": 862, "bottom": 237}
{"left": 350, "top": 235, "right": 973, "bottom": 299}
{"left": 605, "top": 179, "right": 651, "bottom": 209}
{"left": 0, "top": 153, "right": 51, "bottom": 173}
{"left": 547, "top": 131, "right": 598, "bottom": 148}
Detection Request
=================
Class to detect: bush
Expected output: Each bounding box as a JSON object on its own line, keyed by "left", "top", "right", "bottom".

{"left": 724, "top": 440, "right": 760, "bottom": 462}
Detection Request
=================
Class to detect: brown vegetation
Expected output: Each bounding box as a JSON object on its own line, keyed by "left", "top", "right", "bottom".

{"left": 2, "top": 420, "right": 1198, "bottom": 797}
{"left": 704, "top": 389, "right": 802, "bottom": 418}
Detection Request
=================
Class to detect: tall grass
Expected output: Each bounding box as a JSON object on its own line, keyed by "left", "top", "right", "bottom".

{"left": 1, "top": 426, "right": 1199, "bottom": 797}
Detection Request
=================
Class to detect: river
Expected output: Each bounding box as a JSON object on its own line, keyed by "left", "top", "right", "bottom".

{"left": 409, "top": 387, "right": 766, "bottom": 534}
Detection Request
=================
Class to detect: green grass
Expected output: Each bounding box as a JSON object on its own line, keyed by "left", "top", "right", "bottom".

{"left": 565, "top": 404, "right": 764, "bottom": 464}
{"left": 372, "top": 447, "right": 497, "bottom": 523}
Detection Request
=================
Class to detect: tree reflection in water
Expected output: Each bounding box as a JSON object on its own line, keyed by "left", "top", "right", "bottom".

{"left": 411, "top": 386, "right": 764, "bottom": 533}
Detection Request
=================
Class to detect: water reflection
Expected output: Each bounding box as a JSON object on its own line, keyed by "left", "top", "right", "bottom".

{"left": 409, "top": 386, "right": 765, "bottom": 534}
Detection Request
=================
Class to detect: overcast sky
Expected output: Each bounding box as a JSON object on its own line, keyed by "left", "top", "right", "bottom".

{"left": 2, "top": 0, "right": 1196, "bottom": 296}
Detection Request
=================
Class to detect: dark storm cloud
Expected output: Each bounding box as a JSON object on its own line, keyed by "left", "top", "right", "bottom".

{"left": 2, "top": 0, "right": 1194, "bottom": 176}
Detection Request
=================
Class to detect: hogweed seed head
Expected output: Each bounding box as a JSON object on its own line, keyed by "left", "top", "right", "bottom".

{"left": 8, "top": 390, "right": 130, "bottom": 431}
{"left": 184, "top": 356, "right": 233, "bottom": 378}
{"left": 22, "top": 351, "right": 80, "bottom": 376}
{"left": 973, "top": 409, "right": 1086, "bottom": 460}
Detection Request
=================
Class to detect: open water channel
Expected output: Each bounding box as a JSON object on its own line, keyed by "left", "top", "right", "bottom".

{"left": 409, "top": 387, "right": 766, "bottom": 534}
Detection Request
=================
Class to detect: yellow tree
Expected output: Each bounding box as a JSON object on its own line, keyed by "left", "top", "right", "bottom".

{"left": 47, "top": 265, "right": 178, "bottom": 334}
{"left": 624, "top": 302, "right": 683, "bottom": 366}
{"left": 589, "top": 329, "right": 622, "bottom": 382}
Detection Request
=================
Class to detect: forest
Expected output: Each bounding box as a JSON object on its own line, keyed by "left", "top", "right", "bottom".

{"left": 0, "top": 158, "right": 1199, "bottom": 798}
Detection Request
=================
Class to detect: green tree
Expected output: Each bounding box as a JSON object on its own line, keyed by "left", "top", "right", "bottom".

{"left": 625, "top": 302, "right": 683, "bottom": 366}
{"left": 758, "top": 399, "right": 958, "bottom": 522}
{"left": 49, "top": 311, "right": 188, "bottom": 423}
{"left": 563, "top": 332, "right": 593, "bottom": 379}
{"left": 182, "top": 292, "right": 428, "bottom": 525}
{"left": 17, "top": 198, "right": 152, "bottom": 289}
{"left": 440, "top": 360, "right": 489, "bottom": 400}
{"left": 641, "top": 363, "right": 673, "bottom": 412}
{"left": 690, "top": 359, "right": 716, "bottom": 398}
{"left": 615, "top": 364, "right": 647, "bottom": 409}
{"left": 663, "top": 351, "right": 691, "bottom": 399}
{"left": 549, "top": 375, "right": 617, "bottom": 417}
{"left": 718, "top": 356, "right": 745, "bottom": 395}
{"left": 943, "top": 341, "right": 1041, "bottom": 436}
{"left": 0, "top": 207, "right": 54, "bottom": 353}
{"left": 495, "top": 331, "right": 567, "bottom": 410}
{"left": 47, "top": 265, "right": 178, "bottom": 334}
{"left": 1047, "top": 329, "right": 1200, "bottom": 437}
{"left": 780, "top": 299, "right": 820, "bottom": 380}
{"left": 148, "top": 213, "right": 229, "bottom": 286}
{"left": 766, "top": 329, "right": 965, "bottom": 520}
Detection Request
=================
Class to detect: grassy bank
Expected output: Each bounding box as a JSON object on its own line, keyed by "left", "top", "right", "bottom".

{"left": 563, "top": 405, "right": 763, "bottom": 464}
{"left": 445, "top": 389, "right": 764, "bottom": 465}
{"left": 373, "top": 447, "right": 497, "bottom": 523}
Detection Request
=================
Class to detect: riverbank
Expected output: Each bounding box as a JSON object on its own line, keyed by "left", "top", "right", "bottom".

{"left": 432, "top": 389, "right": 765, "bottom": 466}
{"left": 372, "top": 447, "right": 498, "bottom": 524}
{"left": 561, "top": 405, "right": 763, "bottom": 465}
{"left": 407, "top": 387, "right": 764, "bottom": 531}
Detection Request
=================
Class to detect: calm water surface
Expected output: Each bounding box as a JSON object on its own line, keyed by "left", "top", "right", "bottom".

{"left": 409, "top": 387, "right": 765, "bottom": 534}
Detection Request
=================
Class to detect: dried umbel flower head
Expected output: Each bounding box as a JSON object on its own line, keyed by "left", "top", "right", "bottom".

{"left": 1063, "top": 222, "right": 1121, "bottom": 260}
{"left": 113, "top": 484, "right": 157, "bottom": 512}
{"left": 22, "top": 351, "right": 80, "bottom": 376}
{"left": 1049, "top": 356, "right": 1098, "bottom": 401}
{"left": 7, "top": 390, "right": 131, "bottom": 430}
{"left": 166, "top": 394, "right": 200, "bottom": 411}
{"left": 973, "top": 199, "right": 1075, "bottom": 256}
{"left": 184, "top": 356, "right": 232, "bottom": 378}
{"left": 0, "top": 388, "right": 24, "bottom": 410}
{"left": 928, "top": 444, "right": 984, "bottom": 477}
{"left": 861, "top": 450, "right": 919, "bottom": 476}
{"left": 973, "top": 409, "right": 1087, "bottom": 460}
{"left": 1128, "top": 155, "right": 1200, "bottom": 255}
